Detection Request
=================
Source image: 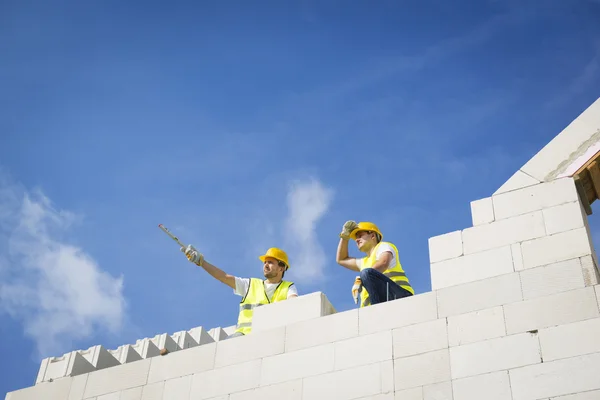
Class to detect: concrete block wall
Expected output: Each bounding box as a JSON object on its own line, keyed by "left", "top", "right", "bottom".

{"left": 429, "top": 177, "right": 600, "bottom": 291}
{"left": 6, "top": 279, "right": 600, "bottom": 399}
{"left": 5, "top": 98, "right": 600, "bottom": 399}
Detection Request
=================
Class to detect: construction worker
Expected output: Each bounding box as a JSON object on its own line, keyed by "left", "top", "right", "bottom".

{"left": 336, "top": 221, "right": 414, "bottom": 307}
{"left": 182, "top": 245, "right": 297, "bottom": 338}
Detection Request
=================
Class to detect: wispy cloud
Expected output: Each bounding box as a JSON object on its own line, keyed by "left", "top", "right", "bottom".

{"left": 0, "top": 173, "right": 127, "bottom": 358}
{"left": 283, "top": 177, "right": 334, "bottom": 284}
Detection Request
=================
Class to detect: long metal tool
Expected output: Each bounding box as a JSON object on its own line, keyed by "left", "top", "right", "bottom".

{"left": 158, "top": 224, "right": 187, "bottom": 249}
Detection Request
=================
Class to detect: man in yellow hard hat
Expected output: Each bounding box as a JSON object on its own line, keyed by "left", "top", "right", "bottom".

{"left": 182, "top": 245, "right": 297, "bottom": 338}
{"left": 336, "top": 221, "right": 414, "bottom": 307}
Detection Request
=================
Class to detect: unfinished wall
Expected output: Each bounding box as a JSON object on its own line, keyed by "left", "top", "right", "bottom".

{"left": 5, "top": 98, "right": 600, "bottom": 400}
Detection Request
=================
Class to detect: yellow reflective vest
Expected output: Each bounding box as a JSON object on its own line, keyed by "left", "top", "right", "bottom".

{"left": 358, "top": 241, "right": 414, "bottom": 307}
{"left": 235, "top": 278, "right": 294, "bottom": 335}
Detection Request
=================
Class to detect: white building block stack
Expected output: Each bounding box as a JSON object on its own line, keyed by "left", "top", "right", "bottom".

{"left": 430, "top": 177, "right": 600, "bottom": 292}
{"left": 6, "top": 97, "right": 600, "bottom": 400}
{"left": 8, "top": 283, "right": 600, "bottom": 399}
{"left": 494, "top": 97, "right": 600, "bottom": 194}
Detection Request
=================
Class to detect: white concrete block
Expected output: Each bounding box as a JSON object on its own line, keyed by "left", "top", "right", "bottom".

{"left": 392, "top": 318, "right": 448, "bottom": 358}
{"left": 97, "top": 393, "right": 120, "bottom": 400}
{"left": 285, "top": 308, "right": 358, "bottom": 352}
{"left": 503, "top": 287, "right": 600, "bottom": 335}
{"left": 132, "top": 338, "right": 160, "bottom": 359}
{"left": 140, "top": 381, "right": 163, "bottom": 400}
{"left": 334, "top": 330, "right": 392, "bottom": 370}
{"left": 394, "top": 387, "right": 423, "bottom": 400}
{"left": 36, "top": 351, "right": 96, "bottom": 383}
{"left": 83, "top": 359, "right": 151, "bottom": 399}
{"left": 428, "top": 230, "right": 463, "bottom": 263}
{"left": 162, "top": 375, "right": 192, "bottom": 400}
{"left": 462, "top": 210, "right": 546, "bottom": 255}
{"left": 581, "top": 255, "right": 600, "bottom": 286}
{"left": 357, "top": 394, "right": 394, "bottom": 400}
{"left": 494, "top": 169, "right": 541, "bottom": 195}
{"left": 394, "top": 349, "right": 451, "bottom": 390}
{"left": 120, "top": 386, "right": 143, "bottom": 400}
{"left": 252, "top": 292, "right": 336, "bottom": 333}
{"left": 186, "top": 326, "right": 215, "bottom": 346}
{"left": 492, "top": 178, "right": 577, "bottom": 220}
{"left": 509, "top": 351, "right": 600, "bottom": 400}
{"left": 521, "top": 227, "right": 592, "bottom": 270}
{"left": 5, "top": 378, "right": 72, "bottom": 400}
{"left": 437, "top": 273, "right": 523, "bottom": 317}
{"left": 359, "top": 291, "right": 438, "bottom": 336}
{"left": 596, "top": 285, "right": 600, "bottom": 310}
{"left": 208, "top": 327, "right": 228, "bottom": 341}
{"left": 430, "top": 246, "right": 514, "bottom": 290}
{"left": 229, "top": 379, "right": 303, "bottom": 400}
{"left": 447, "top": 306, "right": 506, "bottom": 347}
{"left": 552, "top": 390, "right": 600, "bottom": 399}
{"left": 260, "top": 343, "right": 334, "bottom": 386}
{"left": 78, "top": 345, "right": 120, "bottom": 370}
{"left": 451, "top": 371, "right": 512, "bottom": 400}
{"left": 512, "top": 243, "right": 524, "bottom": 271}
{"left": 222, "top": 325, "right": 237, "bottom": 335}
{"left": 543, "top": 201, "right": 586, "bottom": 235}
{"left": 214, "top": 326, "right": 285, "bottom": 368}
{"left": 150, "top": 333, "right": 181, "bottom": 354}
{"left": 302, "top": 362, "right": 388, "bottom": 400}
{"left": 423, "top": 381, "right": 453, "bottom": 400}
{"left": 521, "top": 98, "right": 600, "bottom": 182}
{"left": 539, "top": 317, "right": 600, "bottom": 362}
{"left": 519, "top": 258, "right": 585, "bottom": 300}
{"left": 189, "top": 359, "right": 261, "bottom": 399}
{"left": 449, "top": 332, "right": 541, "bottom": 379}
{"left": 471, "top": 197, "right": 495, "bottom": 226}
{"left": 381, "top": 360, "right": 394, "bottom": 393}
{"left": 108, "top": 345, "right": 142, "bottom": 364}
{"left": 147, "top": 341, "right": 216, "bottom": 384}
{"left": 67, "top": 374, "right": 87, "bottom": 400}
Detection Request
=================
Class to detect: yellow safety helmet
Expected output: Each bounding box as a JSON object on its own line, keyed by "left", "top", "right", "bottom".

{"left": 259, "top": 247, "right": 290, "bottom": 270}
{"left": 350, "top": 222, "right": 383, "bottom": 241}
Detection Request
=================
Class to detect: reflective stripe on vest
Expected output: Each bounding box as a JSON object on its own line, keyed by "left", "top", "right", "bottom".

{"left": 236, "top": 278, "right": 293, "bottom": 334}
{"left": 359, "top": 241, "right": 414, "bottom": 308}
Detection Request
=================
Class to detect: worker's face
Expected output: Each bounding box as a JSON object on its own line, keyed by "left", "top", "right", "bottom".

{"left": 263, "top": 257, "right": 284, "bottom": 279}
{"left": 355, "top": 231, "right": 376, "bottom": 251}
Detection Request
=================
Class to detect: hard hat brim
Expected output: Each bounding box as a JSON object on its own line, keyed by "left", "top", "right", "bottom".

{"left": 259, "top": 254, "right": 290, "bottom": 269}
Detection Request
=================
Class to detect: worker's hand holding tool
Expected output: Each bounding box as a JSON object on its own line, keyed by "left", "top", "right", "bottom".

{"left": 182, "top": 244, "right": 204, "bottom": 266}
{"left": 158, "top": 224, "right": 204, "bottom": 267}
{"left": 339, "top": 220, "right": 358, "bottom": 239}
{"left": 352, "top": 276, "right": 362, "bottom": 304}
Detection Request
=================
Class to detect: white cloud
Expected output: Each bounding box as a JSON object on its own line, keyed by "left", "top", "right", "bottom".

{"left": 0, "top": 175, "right": 126, "bottom": 358}
{"left": 283, "top": 177, "right": 334, "bottom": 283}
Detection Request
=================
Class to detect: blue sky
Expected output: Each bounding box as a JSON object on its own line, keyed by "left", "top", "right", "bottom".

{"left": 1, "top": 0, "right": 600, "bottom": 395}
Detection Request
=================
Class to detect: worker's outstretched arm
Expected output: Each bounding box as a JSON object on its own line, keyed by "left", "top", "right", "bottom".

{"left": 183, "top": 245, "right": 236, "bottom": 289}
{"left": 198, "top": 259, "right": 236, "bottom": 289}
{"left": 336, "top": 238, "right": 359, "bottom": 271}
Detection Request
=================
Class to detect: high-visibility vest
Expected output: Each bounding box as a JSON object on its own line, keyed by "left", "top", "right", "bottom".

{"left": 235, "top": 278, "right": 293, "bottom": 335}
{"left": 358, "top": 241, "right": 414, "bottom": 308}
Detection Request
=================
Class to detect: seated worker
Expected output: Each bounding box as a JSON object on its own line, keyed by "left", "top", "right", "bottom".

{"left": 336, "top": 221, "right": 413, "bottom": 307}
{"left": 182, "top": 245, "right": 298, "bottom": 337}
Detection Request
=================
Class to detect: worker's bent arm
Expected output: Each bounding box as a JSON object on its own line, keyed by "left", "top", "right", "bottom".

{"left": 199, "top": 260, "right": 236, "bottom": 289}
{"left": 336, "top": 238, "right": 360, "bottom": 272}
{"left": 370, "top": 251, "right": 392, "bottom": 273}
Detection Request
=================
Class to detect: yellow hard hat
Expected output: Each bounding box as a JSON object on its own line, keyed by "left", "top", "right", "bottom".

{"left": 259, "top": 247, "right": 290, "bottom": 270}
{"left": 350, "top": 222, "right": 383, "bottom": 241}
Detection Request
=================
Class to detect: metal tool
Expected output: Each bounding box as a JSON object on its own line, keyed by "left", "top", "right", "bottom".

{"left": 158, "top": 224, "right": 187, "bottom": 249}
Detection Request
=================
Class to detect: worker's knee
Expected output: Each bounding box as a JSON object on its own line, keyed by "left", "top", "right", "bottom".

{"left": 359, "top": 267, "right": 377, "bottom": 281}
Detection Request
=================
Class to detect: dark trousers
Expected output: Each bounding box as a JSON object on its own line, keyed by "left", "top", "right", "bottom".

{"left": 360, "top": 267, "right": 413, "bottom": 305}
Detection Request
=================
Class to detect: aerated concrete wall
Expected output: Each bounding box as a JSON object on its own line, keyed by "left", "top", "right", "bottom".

{"left": 5, "top": 98, "right": 600, "bottom": 400}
